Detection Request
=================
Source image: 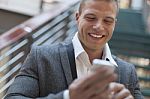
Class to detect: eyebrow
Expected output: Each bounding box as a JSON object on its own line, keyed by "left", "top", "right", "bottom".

{"left": 85, "top": 13, "right": 96, "bottom": 16}
{"left": 84, "top": 12, "right": 116, "bottom": 20}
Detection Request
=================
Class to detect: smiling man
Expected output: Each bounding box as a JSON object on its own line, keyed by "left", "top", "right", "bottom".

{"left": 76, "top": 0, "right": 117, "bottom": 63}
{"left": 5, "top": 0, "right": 143, "bottom": 99}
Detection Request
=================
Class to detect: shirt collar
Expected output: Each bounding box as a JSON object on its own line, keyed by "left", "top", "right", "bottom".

{"left": 72, "top": 32, "right": 118, "bottom": 67}
{"left": 72, "top": 32, "right": 85, "bottom": 59}
{"left": 102, "top": 43, "right": 118, "bottom": 67}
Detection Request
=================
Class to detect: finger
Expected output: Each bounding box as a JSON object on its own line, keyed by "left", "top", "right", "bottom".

{"left": 85, "top": 65, "right": 115, "bottom": 85}
{"left": 68, "top": 68, "right": 109, "bottom": 98}
{"left": 69, "top": 66, "right": 117, "bottom": 99}
{"left": 84, "top": 74, "right": 117, "bottom": 98}
{"left": 109, "top": 82, "right": 124, "bottom": 93}
{"left": 124, "top": 95, "right": 134, "bottom": 99}
{"left": 87, "top": 73, "right": 117, "bottom": 92}
{"left": 113, "top": 88, "right": 131, "bottom": 99}
{"left": 90, "top": 86, "right": 111, "bottom": 99}
{"left": 85, "top": 69, "right": 117, "bottom": 95}
{"left": 73, "top": 66, "right": 115, "bottom": 91}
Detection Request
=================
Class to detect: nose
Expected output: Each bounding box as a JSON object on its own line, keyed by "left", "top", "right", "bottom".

{"left": 92, "top": 21, "right": 104, "bottom": 31}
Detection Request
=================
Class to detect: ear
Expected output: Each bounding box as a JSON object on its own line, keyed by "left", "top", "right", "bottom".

{"left": 75, "top": 11, "right": 80, "bottom": 21}
{"left": 115, "top": 19, "right": 117, "bottom": 23}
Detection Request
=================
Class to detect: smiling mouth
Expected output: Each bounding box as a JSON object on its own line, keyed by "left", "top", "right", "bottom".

{"left": 89, "top": 33, "right": 104, "bottom": 38}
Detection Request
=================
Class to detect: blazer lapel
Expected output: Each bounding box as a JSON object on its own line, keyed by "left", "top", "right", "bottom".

{"left": 115, "top": 66, "right": 120, "bottom": 83}
{"left": 113, "top": 56, "right": 121, "bottom": 83}
{"left": 59, "top": 43, "right": 77, "bottom": 86}
{"left": 66, "top": 43, "right": 77, "bottom": 80}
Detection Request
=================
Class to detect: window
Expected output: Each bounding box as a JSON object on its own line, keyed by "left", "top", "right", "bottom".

{"left": 0, "top": 0, "right": 42, "bottom": 16}
{"left": 119, "top": 0, "right": 131, "bottom": 9}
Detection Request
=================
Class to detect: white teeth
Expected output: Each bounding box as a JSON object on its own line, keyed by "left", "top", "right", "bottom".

{"left": 90, "top": 34, "right": 103, "bottom": 38}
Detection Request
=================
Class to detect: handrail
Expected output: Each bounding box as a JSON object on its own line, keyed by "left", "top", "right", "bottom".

{"left": 0, "top": 0, "right": 79, "bottom": 50}
{"left": 0, "top": 1, "right": 79, "bottom": 98}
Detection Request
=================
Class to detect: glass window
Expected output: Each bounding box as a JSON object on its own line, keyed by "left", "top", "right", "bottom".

{"left": 119, "top": 0, "right": 131, "bottom": 9}
{"left": 131, "top": 0, "right": 143, "bottom": 10}
{"left": 0, "top": 0, "right": 42, "bottom": 16}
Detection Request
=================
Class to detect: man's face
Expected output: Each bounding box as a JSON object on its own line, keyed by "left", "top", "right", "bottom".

{"left": 76, "top": 0, "right": 117, "bottom": 51}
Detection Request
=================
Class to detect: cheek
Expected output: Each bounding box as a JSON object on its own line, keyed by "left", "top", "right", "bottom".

{"left": 108, "top": 26, "right": 115, "bottom": 35}
{"left": 81, "top": 23, "right": 93, "bottom": 37}
{"left": 105, "top": 27, "right": 114, "bottom": 40}
{"left": 78, "top": 22, "right": 87, "bottom": 35}
{"left": 107, "top": 30, "right": 113, "bottom": 40}
{"left": 77, "top": 23, "right": 85, "bottom": 39}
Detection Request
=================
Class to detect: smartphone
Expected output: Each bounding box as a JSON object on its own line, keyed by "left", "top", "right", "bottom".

{"left": 91, "top": 59, "right": 115, "bottom": 71}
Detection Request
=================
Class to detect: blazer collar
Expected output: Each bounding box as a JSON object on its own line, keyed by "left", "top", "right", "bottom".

{"left": 59, "top": 42, "right": 76, "bottom": 86}
{"left": 112, "top": 55, "right": 120, "bottom": 83}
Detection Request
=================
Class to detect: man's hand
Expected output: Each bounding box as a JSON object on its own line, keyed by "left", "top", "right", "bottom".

{"left": 69, "top": 66, "right": 117, "bottom": 99}
{"left": 109, "top": 82, "right": 134, "bottom": 99}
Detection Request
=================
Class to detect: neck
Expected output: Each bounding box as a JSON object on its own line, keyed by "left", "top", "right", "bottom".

{"left": 85, "top": 48, "right": 103, "bottom": 63}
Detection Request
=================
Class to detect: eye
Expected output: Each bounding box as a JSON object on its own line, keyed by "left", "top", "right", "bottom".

{"left": 85, "top": 16, "right": 96, "bottom": 21}
{"left": 104, "top": 18, "right": 114, "bottom": 25}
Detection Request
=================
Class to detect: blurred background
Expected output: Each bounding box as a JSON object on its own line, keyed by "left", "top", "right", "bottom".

{"left": 0, "top": 0, "right": 150, "bottom": 98}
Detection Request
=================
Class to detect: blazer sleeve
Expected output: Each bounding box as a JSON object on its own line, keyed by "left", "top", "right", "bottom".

{"left": 129, "top": 65, "right": 144, "bottom": 99}
{"left": 4, "top": 45, "right": 64, "bottom": 99}
{"left": 114, "top": 56, "right": 144, "bottom": 99}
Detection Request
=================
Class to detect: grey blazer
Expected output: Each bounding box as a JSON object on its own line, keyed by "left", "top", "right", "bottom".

{"left": 5, "top": 42, "right": 143, "bottom": 99}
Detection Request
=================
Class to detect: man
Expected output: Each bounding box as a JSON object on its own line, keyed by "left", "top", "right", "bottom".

{"left": 5, "top": 0, "right": 143, "bottom": 99}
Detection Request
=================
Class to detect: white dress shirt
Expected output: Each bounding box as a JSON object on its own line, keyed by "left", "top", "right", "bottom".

{"left": 63, "top": 32, "right": 118, "bottom": 99}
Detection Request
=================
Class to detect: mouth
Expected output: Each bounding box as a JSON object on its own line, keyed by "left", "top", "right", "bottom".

{"left": 89, "top": 33, "right": 104, "bottom": 38}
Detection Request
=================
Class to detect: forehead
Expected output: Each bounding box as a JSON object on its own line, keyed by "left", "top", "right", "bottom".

{"left": 81, "top": 0, "right": 117, "bottom": 17}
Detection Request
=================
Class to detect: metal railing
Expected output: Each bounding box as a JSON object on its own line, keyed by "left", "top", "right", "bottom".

{"left": 0, "top": 1, "right": 79, "bottom": 98}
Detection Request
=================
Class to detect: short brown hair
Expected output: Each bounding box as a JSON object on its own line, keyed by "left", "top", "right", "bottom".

{"left": 78, "top": 0, "right": 119, "bottom": 14}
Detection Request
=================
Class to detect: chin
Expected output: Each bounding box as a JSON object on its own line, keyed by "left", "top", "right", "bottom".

{"left": 90, "top": 46, "right": 102, "bottom": 50}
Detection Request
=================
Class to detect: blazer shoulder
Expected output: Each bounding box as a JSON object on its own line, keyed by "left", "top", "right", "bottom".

{"left": 112, "top": 55, "right": 136, "bottom": 79}
{"left": 29, "top": 43, "right": 64, "bottom": 61}
{"left": 32, "top": 43, "right": 62, "bottom": 53}
{"left": 113, "top": 55, "right": 138, "bottom": 85}
{"left": 113, "top": 55, "right": 135, "bottom": 68}
{"left": 32, "top": 43, "right": 61, "bottom": 51}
